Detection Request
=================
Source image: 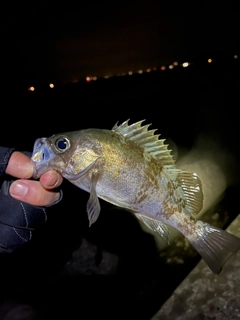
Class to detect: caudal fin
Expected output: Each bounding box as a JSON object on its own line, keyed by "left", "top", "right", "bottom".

{"left": 190, "top": 221, "right": 240, "bottom": 274}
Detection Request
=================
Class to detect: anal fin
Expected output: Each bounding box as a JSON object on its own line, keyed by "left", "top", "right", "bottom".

{"left": 135, "top": 214, "right": 171, "bottom": 244}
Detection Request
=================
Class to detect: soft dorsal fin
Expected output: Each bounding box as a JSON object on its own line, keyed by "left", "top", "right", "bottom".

{"left": 112, "top": 119, "right": 175, "bottom": 166}
{"left": 165, "top": 167, "right": 204, "bottom": 217}
{"left": 177, "top": 170, "right": 203, "bottom": 217}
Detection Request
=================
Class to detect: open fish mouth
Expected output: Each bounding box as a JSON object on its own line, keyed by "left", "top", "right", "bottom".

{"left": 31, "top": 138, "right": 47, "bottom": 162}
{"left": 31, "top": 138, "right": 53, "bottom": 178}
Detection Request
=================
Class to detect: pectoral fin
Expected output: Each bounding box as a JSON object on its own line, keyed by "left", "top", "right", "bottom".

{"left": 135, "top": 214, "right": 171, "bottom": 244}
{"left": 63, "top": 158, "right": 100, "bottom": 181}
{"left": 87, "top": 171, "right": 101, "bottom": 226}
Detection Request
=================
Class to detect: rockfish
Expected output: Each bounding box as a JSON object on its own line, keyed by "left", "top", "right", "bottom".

{"left": 31, "top": 119, "right": 240, "bottom": 274}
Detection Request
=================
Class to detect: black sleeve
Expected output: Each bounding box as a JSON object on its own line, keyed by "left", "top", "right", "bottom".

{"left": 0, "top": 146, "right": 63, "bottom": 253}
{"left": 0, "top": 180, "right": 47, "bottom": 252}
{"left": 0, "top": 146, "right": 15, "bottom": 176}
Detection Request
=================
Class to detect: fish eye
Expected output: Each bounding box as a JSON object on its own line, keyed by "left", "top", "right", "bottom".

{"left": 54, "top": 137, "right": 70, "bottom": 153}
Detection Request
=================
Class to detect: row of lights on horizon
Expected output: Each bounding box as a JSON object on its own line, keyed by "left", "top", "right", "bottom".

{"left": 28, "top": 61, "right": 188, "bottom": 91}
{"left": 28, "top": 55, "right": 238, "bottom": 92}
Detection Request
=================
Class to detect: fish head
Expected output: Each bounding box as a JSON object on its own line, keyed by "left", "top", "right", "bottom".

{"left": 31, "top": 134, "right": 73, "bottom": 179}
{"left": 31, "top": 130, "right": 102, "bottom": 181}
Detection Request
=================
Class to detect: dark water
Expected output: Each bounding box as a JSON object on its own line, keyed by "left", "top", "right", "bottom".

{"left": 0, "top": 54, "right": 240, "bottom": 319}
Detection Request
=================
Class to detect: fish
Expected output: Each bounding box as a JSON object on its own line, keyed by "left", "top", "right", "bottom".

{"left": 31, "top": 119, "right": 240, "bottom": 274}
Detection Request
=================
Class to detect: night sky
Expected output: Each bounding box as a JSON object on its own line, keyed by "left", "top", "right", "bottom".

{"left": 1, "top": 1, "right": 240, "bottom": 84}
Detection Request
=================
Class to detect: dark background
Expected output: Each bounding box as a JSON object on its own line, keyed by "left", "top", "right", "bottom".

{"left": 1, "top": 1, "right": 240, "bottom": 319}
{"left": 1, "top": 0, "right": 240, "bottom": 84}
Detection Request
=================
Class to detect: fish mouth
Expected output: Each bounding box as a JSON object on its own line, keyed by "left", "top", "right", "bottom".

{"left": 31, "top": 138, "right": 47, "bottom": 162}
{"left": 31, "top": 138, "right": 52, "bottom": 179}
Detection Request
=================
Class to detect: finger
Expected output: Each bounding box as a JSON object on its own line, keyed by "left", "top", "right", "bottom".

{"left": 40, "top": 170, "right": 63, "bottom": 190}
{"left": 6, "top": 152, "right": 33, "bottom": 179}
{"left": 9, "top": 179, "right": 61, "bottom": 207}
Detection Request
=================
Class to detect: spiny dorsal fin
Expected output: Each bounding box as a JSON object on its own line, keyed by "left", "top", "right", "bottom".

{"left": 112, "top": 119, "right": 175, "bottom": 166}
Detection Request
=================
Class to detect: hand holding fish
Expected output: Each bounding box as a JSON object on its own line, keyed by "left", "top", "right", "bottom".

{"left": 31, "top": 119, "right": 240, "bottom": 274}
{"left": 6, "top": 151, "right": 63, "bottom": 206}
{"left": 0, "top": 147, "right": 63, "bottom": 252}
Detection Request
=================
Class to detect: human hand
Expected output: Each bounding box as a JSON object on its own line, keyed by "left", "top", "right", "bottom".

{"left": 5, "top": 151, "right": 63, "bottom": 207}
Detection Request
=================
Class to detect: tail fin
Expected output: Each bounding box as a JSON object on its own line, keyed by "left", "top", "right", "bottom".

{"left": 190, "top": 221, "right": 240, "bottom": 274}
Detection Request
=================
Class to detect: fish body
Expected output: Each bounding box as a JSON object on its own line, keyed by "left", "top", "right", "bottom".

{"left": 31, "top": 120, "right": 240, "bottom": 274}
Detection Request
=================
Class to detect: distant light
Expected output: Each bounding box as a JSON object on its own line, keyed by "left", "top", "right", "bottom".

{"left": 234, "top": 54, "right": 238, "bottom": 59}
{"left": 92, "top": 76, "right": 97, "bottom": 81}
{"left": 128, "top": 71, "right": 133, "bottom": 75}
{"left": 86, "top": 76, "right": 91, "bottom": 82}
{"left": 208, "top": 58, "right": 212, "bottom": 63}
{"left": 146, "top": 68, "right": 151, "bottom": 73}
{"left": 71, "top": 77, "right": 79, "bottom": 83}
{"left": 169, "top": 64, "right": 174, "bottom": 69}
{"left": 173, "top": 61, "right": 178, "bottom": 66}
{"left": 153, "top": 67, "right": 157, "bottom": 71}
{"left": 182, "top": 62, "right": 189, "bottom": 68}
{"left": 160, "top": 66, "right": 166, "bottom": 71}
{"left": 49, "top": 83, "right": 54, "bottom": 88}
{"left": 138, "top": 69, "right": 143, "bottom": 74}
{"left": 28, "top": 86, "right": 35, "bottom": 92}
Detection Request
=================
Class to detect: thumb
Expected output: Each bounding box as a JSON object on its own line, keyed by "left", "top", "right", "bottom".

{"left": 9, "top": 179, "right": 60, "bottom": 207}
